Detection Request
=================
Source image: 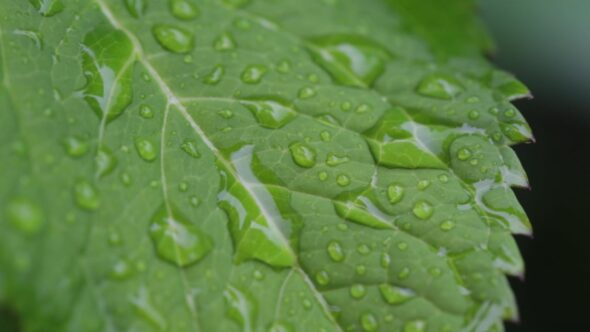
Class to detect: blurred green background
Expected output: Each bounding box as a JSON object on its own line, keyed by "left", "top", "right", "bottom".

{"left": 480, "top": 0, "right": 590, "bottom": 331}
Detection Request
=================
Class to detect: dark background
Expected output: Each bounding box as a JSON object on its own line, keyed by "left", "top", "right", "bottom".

{"left": 480, "top": 0, "right": 590, "bottom": 331}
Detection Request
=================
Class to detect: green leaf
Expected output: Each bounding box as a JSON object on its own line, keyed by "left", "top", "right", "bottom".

{"left": 0, "top": 0, "right": 532, "bottom": 331}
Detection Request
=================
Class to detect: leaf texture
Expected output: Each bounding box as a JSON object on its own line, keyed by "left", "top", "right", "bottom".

{"left": 0, "top": 0, "right": 532, "bottom": 331}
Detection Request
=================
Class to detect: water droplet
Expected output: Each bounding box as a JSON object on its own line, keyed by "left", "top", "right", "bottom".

{"left": 318, "top": 171, "right": 328, "bottom": 181}
{"left": 170, "top": 0, "right": 199, "bottom": 20}
{"left": 241, "top": 98, "right": 296, "bottom": 129}
{"left": 110, "top": 260, "right": 133, "bottom": 280}
{"left": 139, "top": 104, "right": 154, "bottom": 119}
{"left": 253, "top": 270, "right": 264, "bottom": 280}
{"left": 325, "top": 153, "right": 349, "bottom": 167}
{"left": 214, "top": 32, "right": 236, "bottom": 51}
{"left": 302, "top": 298, "right": 312, "bottom": 310}
{"left": 360, "top": 313, "right": 378, "bottom": 331}
{"left": 397, "top": 242, "right": 408, "bottom": 251}
{"left": 95, "top": 146, "right": 117, "bottom": 178}
{"left": 356, "top": 264, "right": 367, "bottom": 275}
{"left": 276, "top": 59, "right": 291, "bottom": 73}
{"left": 417, "top": 180, "right": 430, "bottom": 190}
{"left": 120, "top": 172, "right": 132, "bottom": 186}
{"left": 440, "top": 220, "right": 455, "bottom": 231}
{"left": 307, "top": 35, "right": 390, "bottom": 87}
{"left": 81, "top": 27, "right": 134, "bottom": 121}
{"left": 340, "top": 101, "right": 352, "bottom": 111}
{"left": 152, "top": 24, "right": 194, "bottom": 54}
{"left": 466, "top": 96, "right": 480, "bottom": 104}
{"left": 149, "top": 204, "right": 212, "bottom": 267}
{"left": 387, "top": 184, "right": 404, "bottom": 204}
{"left": 357, "top": 244, "right": 370, "bottom": 255}
{"left": 501, "top": 122, "right": 533, "bottom": 143}
{"left": 398, "top": 267, "right": 410, "bottom": 280}
{"left": 336, "top": 174, "right": 350, "bottom": 187}
{"left": 217, "top": 109, "right": 234, "bottom": 119}
{"left": 181, "top": 139, "right": 201, "bottom": 158}
{"left": 289, "top": 142, "right": 316, "bottom": 168}
{"left": 6, "top": 198, "right": 44, "bottom": 234}
{"left": 504, "top": 108, "right": 517, "bottom": 118}
{"left": 241, "top": 65, "right": 267, "bottom": 84}
{"left": 355, "top": 104, "right": 371, "bottom": 113}
{"left": 350, "top": 284, "right": 366, "bottom": 299}
{"left": 224, "top": 285, "right": 255, "bottom": 332}
{"left": 29, "top": 0, "right": 64, "bottom": 17}
{"left": 124, "top": 0, "right": 147, "bottom": 18}
{"left": 468, "top": 110, "right": 480, "bottom": 120}
{"left": 135, "top": 138, "right": 158, "bottom": 162}
{"left": 379, "top": 284, "right": 414, "bottom": 305}
{"left": 438, "top": 174, "right": 449, "bottom": 183}
{"left": 403, "top": 320, "right": 427, "bottom": 332}
{"left": 73, "top": 179, "right": 100, "bottom": 211}
{"left": 189, "top": 196, "right": 200, "bottom": 207}
{"left": 327, "top": 241, "right": 344, "bottom": 262}
{"left": 416, "top": 73, "right": 463, "bottom": 99}
{"left": 62, "top": 136, "right": 89, "bottom": 157}
{"left": 412, "top": 201, "right": 433, "bottom": 220}
{"left": 178, "top": 182, "right": 189, "bottom": 192}
{"left": 320, "top": 131, "right": 332, "bottom": 142}
{"left": 203, "top": 64, "right": 224, "bottom": 85}
{"left": 315, "top": 270, "right": 330, "bottom": 286}
{"left": 457, "top": 148, "right": 472, "bottom": 161}
{"left": 298, "top": 86, "right": 316, "bottom": 99}
{"left": 131, "top": 287, "right": 167, "bottom": 330}
{"left": 380, "top": 252, "right": 391, "bottom": 268}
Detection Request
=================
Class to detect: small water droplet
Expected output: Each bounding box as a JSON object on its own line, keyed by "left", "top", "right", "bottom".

{"left": 440, "top": 220, "right": 455, "bottom": 231}
{"left": 189, "top": 196, "right": 200, "bottom": 207}
{"left": 466, "top": 96, "right": 480, "bottom": 104}
{"left": 241, "top": 65, "right": 267, "bottom": 84}
{"left": 298, "top": 86, "right": 316, "bottom": 99}
{"left": 318, "top": 171, "right": 328, "bottom": 181}
{"left": 403, "top": 320, "right": 427, "bottom": 332}
{"left": 180, "top": 139, "right": 201, "bottom": 158}
{"left": 357, "top": 244, "right": 370, "bottom": 255}
{"left": 253, "top": 270, "right": 264, "bottom": 280}
{"left": 135, "top": 138, "right": 158, "bottom": 162}
{"left": 468, "top": 110, "right": 480, "bottom": 120}
{"left": 62, "top": 136, "right": 89, "bottom": 158}
{"left": 387, "top": 184, "right": 404, "bottom": 204}
{"left": 412, "top": 201, "right": 433, "bottom": 220}
{"left": 203, "top": 64, "right": 224, "bottom": 85}
{"left": 327, "top": 241, "right": 344, "bottom": 262}
{"left": 397, "top": 242, "right": 408, "bottom": 251}
{"left": 417, "top": 180, "right": 430, "bottom": 190}
{"left": 95, "top": 146, "right": 117, "bottom": 178}
{"left": 139, "top": 104, "right": 154, "bottom": 119}
{"left": 149, "top": 204, "right": 212, "bottom": 267}
{"left": 6, "top": 198, "right": 44, "bottom": 234}
{"left": 416, "top": 73, "right": 463, "bottom": 99}
{"left": 120, "top": 172, "right": 132, "bottom": 186}
{"left": 276, "top": 59, "right": 291, "bottom": 73}
{"left": 315, "top": 270, "right": 330, "bottom": 286}
{"left": 457, "top": 148, "right": 472, "bottom": 161}
{"left": 380, "top": 252, "right": 391, "bottom": 268}
{"left": 360, "top": 313, "right": 378, "bottom": 331}
{"left": 398, "top": 267, "right": 410, "bottom": 280}
{"left": 350, "top": 284, "right": 366, "bottom": 299}
{"left": 379, "top": 284, "right": 414, "bottom": 305}
{"left": 326, "top": 153, "right": 349, "bottom": 166}
{"left": 152, "top": 24, "right": 194, "bottom": 54}
{"left": 438, "top": 174, "right": 449, "bottom": 183}
{"left": 241, "top": 98, "right": 296, "bottom": 129}
{"left": 355, "top": 265, "right": 367, "bottom": 275}
{"left": 320, "top": 131, "right": 332, "bottom": 142}
{"left": 178, "top": 181, "right": 189, "bottom": 192}
{"left": 73, "top": 179, "right": 100, "bottom": 211}
{"left": 355, "top": 104, "right": 371, "bottom": 113}
{"left": 336, "top": 174, "right": 350, "bottom": 187}
{"left": 289, "top": 142, "right": 316, "bottom": 168}
{"left": 124, "top": 0, "right": 147, "bottom": 18}
{"left": 170, "top": 0, "right": 200, "bottom": 20}
{"left": 214, "top": 32, "right": 237, "bottom": 51}
{"left": 110, "top": 259, "right": 133, "bottom": 280}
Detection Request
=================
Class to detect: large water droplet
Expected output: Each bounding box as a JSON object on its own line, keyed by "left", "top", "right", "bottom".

{"left": 203, "top": 64, "right": 224, "bottom": 85}
{"left": 416, "top": 73, "right": 464, "bottom": 100}
{"left": 412, "top": 201, "right": 433, "bottom": 220}
{"left": 289, "top": 142, "right": 316, "bottom": 168}
{"left": 379, "top": 284, "right": 414, "bottom": 305}
{"left": 307, "top": 35, "right": 390, "bottom": 87}
{"left": 73, "top": 179, "right": 100, "bottom": 211}
{"left": 135, "top": 137, "right": 158, "bottom": 162}
{"left": 81, "top": 27, "right": 134, "bottom": 122}
{"left": 152, "top": 24, "right": 194, "bottom": 54}
{"left": 387, "top": 184, "right": 404, "bottom": 204}
{"left": 170, "top": 0, "right": 199, "bottom": 20}
{"left": 241, "top": 98, "right": 296, "bottom": 129}
{"left": 315, "top": 270, "right": 330, "bottom": 286}
{"left": 6, "top": 198, "right": 44, "bottom": 234}
{"left": 149, "top": 204, "right": 212, "bottom": 267}
{"left": 350, "top": 284, "right": 366, "bottom": 299}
